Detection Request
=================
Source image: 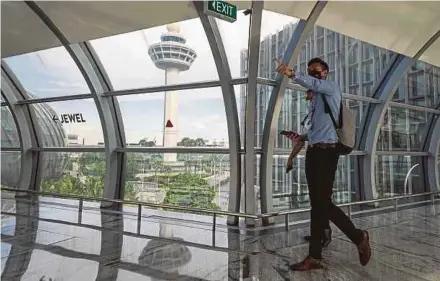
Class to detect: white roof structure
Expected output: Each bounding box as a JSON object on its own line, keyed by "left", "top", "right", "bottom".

{"left": 2, "top": 1, "right": 440, "bottom": 66}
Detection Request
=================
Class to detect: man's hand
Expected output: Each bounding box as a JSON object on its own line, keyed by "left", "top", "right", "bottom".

{"left": 274, "top": 58, "right": 295, "bottom": 78}
{"left": 293, "top": 134, "right": 306, "bottom": 142}
{"left": 286, "top": 158, "right": 293, "bottom": 174}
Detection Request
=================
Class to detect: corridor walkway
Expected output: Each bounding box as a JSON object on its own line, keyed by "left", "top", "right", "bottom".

{"left": 1, "top": 195, "right": 439, "bottom": 281}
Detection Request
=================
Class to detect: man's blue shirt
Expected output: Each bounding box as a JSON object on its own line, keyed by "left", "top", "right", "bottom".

{"left": 293, "top": 72, "right": 341, "bottom": 145}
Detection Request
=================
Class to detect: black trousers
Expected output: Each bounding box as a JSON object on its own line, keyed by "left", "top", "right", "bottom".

{"left": 305, "top": 146, "right": 362, "bottom": 259}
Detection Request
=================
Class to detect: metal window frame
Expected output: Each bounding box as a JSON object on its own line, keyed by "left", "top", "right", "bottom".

{"left": 15, "top": 78, "right": 249, "bottom": 105}
{"left": 259, "top": 1, "right": 328, "bottom": 225}
{"left": 1, "top": 63, "right": 41, "bottom": 192}
{"left": 358, "top": 29, "right": 440, "bottom": 200}
{"left": 194, "top": 1, "right": 242, "bottom": 225}
{"left": 25, "top": 1, "right": 124, "bottom": 205}
{"left": 426, "top": 116, "right": 440, "bottom": 191}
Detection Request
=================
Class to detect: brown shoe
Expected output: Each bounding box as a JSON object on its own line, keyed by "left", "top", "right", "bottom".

{"left": 290, "top": 255, "right": 323, "bottom": 271}
{"left": 358, "top": 231, "right": 371, "bottom": 266}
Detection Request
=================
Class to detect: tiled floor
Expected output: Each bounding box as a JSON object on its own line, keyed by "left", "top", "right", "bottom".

{"left": 1, "top": 195, "right": 439, "bottom": 281}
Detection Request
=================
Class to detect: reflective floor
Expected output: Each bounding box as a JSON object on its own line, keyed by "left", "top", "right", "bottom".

{"left": 1, "top": 194, "right": 440, "bottom": 281}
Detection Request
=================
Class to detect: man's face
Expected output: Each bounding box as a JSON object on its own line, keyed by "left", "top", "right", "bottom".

{"left": 307, "top": 62, "right": 328, "bottom": 79}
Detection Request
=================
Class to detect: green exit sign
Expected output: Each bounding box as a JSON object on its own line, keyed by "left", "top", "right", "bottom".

{"left": 204, "top": 0, "right": 237, "bottom": 23}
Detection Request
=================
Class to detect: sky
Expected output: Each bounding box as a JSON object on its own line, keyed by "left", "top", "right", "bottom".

{"left": 4, "top": 10, "right": 299, "bottom": 146}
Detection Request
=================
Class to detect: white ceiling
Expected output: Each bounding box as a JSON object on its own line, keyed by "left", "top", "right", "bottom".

{"left": 1, "top": 1, "right": 440, "bottom": 67}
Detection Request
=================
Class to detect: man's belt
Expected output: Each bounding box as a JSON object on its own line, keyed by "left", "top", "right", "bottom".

{"left": 309, "top": 143, "right": 337, "bottom": 149}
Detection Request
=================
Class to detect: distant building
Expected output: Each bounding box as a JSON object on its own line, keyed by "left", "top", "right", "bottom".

{"left": 1, "top": 92, "right": 68, "bottom": 188}
{"left": 240, "top": 24, "right": 439, "bottom": 210}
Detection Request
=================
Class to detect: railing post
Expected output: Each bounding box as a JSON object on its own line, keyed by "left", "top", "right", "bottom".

{"left": 212, "top": 213, "right": 217, "bottom": 247}
{"left": 137, "top": 204, "right": 142, "bottom": 234}
{"left": 77, "top": 198, "right": 84, "bottom": 223}
{"left": 348, "top": 205, "right": 352, "bottom": 219}
{"left": 285, "top": 214, "right": 289, "bottom": 231}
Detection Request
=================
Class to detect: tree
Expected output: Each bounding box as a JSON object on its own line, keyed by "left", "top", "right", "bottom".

{"left": 42, "top": 175, "right": 81, "bottom": 195}
{"left": 162, "top": 173, "right": 220, "bottom": 211}
{"left": 139, "top": 138, "right": 156, "bottom": 147}
{"left": 177, "top": 137, "right": 205, "bottom": 147}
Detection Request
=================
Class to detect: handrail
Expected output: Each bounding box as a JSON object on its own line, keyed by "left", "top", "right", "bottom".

{"left": 2, "top": 187, "right": 438, "bottom": 233}
{"left": 0, "top": 187, "right": 258, "bottom": 219}
{"left": 261, "top": 190, "right": 440, "bottom": 218}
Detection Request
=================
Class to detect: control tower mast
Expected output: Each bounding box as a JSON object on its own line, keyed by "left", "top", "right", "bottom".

{"left": 148, "top": 24, "right": 197, "bottom": 163}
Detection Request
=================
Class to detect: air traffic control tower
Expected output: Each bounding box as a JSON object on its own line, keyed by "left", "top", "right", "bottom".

{"left": 148, "top": 23, "right": 197, "bottom": 163}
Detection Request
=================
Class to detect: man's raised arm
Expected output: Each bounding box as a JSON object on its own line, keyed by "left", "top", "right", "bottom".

{"left": 293, "top": 72, "right": 338, "bottom": 95}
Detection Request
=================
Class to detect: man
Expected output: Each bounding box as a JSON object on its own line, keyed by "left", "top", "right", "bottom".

{"left": 276, "top": 57, "right": 371, "bottom": 271}
{"left": 281, "top": 90, "right": 332, "bottom": 248}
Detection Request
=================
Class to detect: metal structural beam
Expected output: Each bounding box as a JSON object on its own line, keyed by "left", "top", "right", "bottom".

{"left": 25, "top": 1, "right": 124, "bottom": 204}
{"left": 17, "top": 93, "right": 93, "bottom": 105}
{"left": 1, "top": 63, "right": 41, "bottom": 192}
{"left": 422, "top": 100, "right": 440, "bottom": 192}
{"left": 358, "top": 29, "right": 440, "bottom": 200}
{"left": 243, "top": 0, "right": 264, "bottom": 226}
{"left": 194, "top": 1, "right": 242, "bottom": 225}
{"left": 81, "top": 42, "right": 127, "bottom": 200}
{"left": 15, "top": 79, "right": 249, "bottom": 104}
{"left": 259, "top": 1, "right": 327, "bottom": 225}
{"left": 425, "top": 115, "right": 440, "bottom": 191}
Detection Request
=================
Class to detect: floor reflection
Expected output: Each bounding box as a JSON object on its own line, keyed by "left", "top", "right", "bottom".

{"left": 138, "top": 217, "right": 192, "bottom": 280}
{"left": 1, "top": 196, "right": 439, "bottom": 281}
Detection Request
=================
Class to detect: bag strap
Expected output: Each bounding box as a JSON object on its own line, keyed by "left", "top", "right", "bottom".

{"left": 321, "top": 95, "right": 342, "bottom": 129}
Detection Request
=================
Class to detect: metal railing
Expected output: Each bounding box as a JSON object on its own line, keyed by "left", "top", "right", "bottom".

{"left": 1, "top": 187, "right": 439, "bottom": 234}
{"left": 262, "top": 191, "right": 440, "bottom": 230}
{"left": 0, "top": 187, "right": 257, "bottom": 246}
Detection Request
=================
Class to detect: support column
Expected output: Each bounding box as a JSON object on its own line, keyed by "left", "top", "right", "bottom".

{"left": 259, "top": 1, "right": 327, "bottom": 225}
{"left": 194, "top": 1, "right": 242, "bottom": 225}
{"left": 242, "top": 0, "right": 264, "bottom": 226}
{"left": 427, "top": 117, "right": 440, "bottom": 191}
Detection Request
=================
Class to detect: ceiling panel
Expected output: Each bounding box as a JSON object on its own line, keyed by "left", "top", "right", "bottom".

{"left": 2, "top": 0, "right": 440, "bottom": 69}
{"left": 315, "top": 1, "right": 440, "bottom": 61}
{"left": 264, "top": 1, "right": 317, "bottom": 21}
{"left": 36, "top": 1, "right": 234, "bottom": 44}
{"left": 1, "top": 1, "right": 61, "bottom": 58}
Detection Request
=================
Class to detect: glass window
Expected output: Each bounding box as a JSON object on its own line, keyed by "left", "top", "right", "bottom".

{"left": 30, "top": 99, "right": 103, "bottom": 147}
{"left": 1, "top": 106, "right": 20, "bottom": 148}
{"left": 378, "top": 107, "right": 431, "bottom": 151}
{"left": 91, "top": 15, "right": 218, "bottom": 91}
{"left": 257, "top": 10, "right": 300, "bottom": 79}
{"left": 327, "top": 32, "right": 335, "bottom": 52}
{"left": 40, "top": 152, "right": 106, "bottom": 197}
{"left": 375, "top": 155, "right": 424, "bottom": 198}
{"left": 4, "top": 47, "right": 89, "bottom": 98}
{"left": 346, "top": 99, "right": 368, "bottom": 137}
{"left": 1, "top": 151, "right": 21, "bottom": 189}
{"left": 216, "top": 7, "right": 251, "bottom": 78}
{"left": 392, "top": 60, "right": 440, "bottom": 108}
{"left": 117, "top": 87, "right": 228, "bottom": 148}
{"left": 124, "top": 152, "right": 229, "bottom": 211}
